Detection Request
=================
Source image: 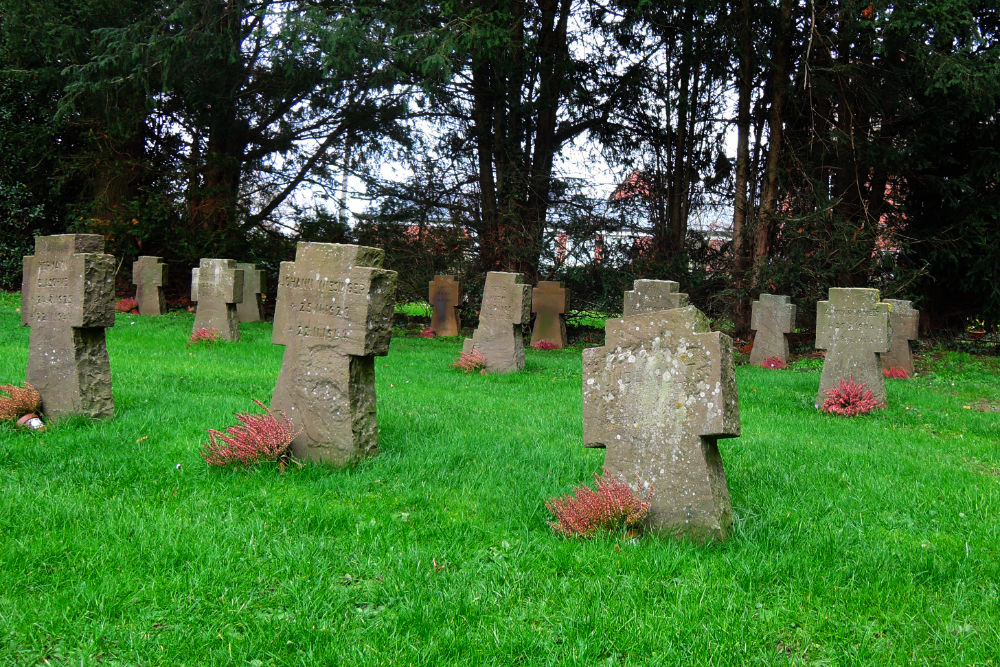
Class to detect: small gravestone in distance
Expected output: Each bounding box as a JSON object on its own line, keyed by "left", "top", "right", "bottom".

{"left": 132, "top": 256, "right": 167, "bottom": 315}
{"left": 882, "top": 299, "right": 919, "bottom": 377}
{"left": 236, "top": 262, "right": 265, "bottom": 323}
{"left": 749, "top": 293, "right": 796, "bottom": 366}
{"left": 815, "top": 288, "right": 890, "bottom": 406}
{"left": 271, "top": 242, "right": 397, "bottom": 465}
{"left": 23, "top": 234, "right": 115, "bottom": 418}
{"left": 623, "top": 279, "right": 688, "bottom": 316}
{"left": 583, "top": 305, "right": 740, "bottom": 542}
{"left": 428, "top": 274, "right": 461, "bottom": 336}
{"left": 462, "top": 271, "right": 531, "bottom": 373}
{"left": 191, "top": 259, "right": 243, "bottom": 341}
{"left": 530, "top": 280, "right": 569, "bottom": 349}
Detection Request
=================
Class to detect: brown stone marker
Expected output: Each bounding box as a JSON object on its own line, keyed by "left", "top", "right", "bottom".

{"left": 462, "top": 271, "right": 531, "bottom": 373}
{"left": 530, "top": 280, "right": 569, "bottom": 349}
{"left": 191, "top": 259, "right": 243, "bottom": 341}
{"left": 428, "top": 274, "right": 461, "bottom": 336}
{"left": 270, "top": 242, "right": 397, "bottom": 465}
{"left": 815, "top": 288, "right": 891, "bottom": 406}
{"left": 236, "top": 262, "right": 265, "bottom": 323}
{"left": 623, "top": 279, "right": 688, "bottom": 316}
{"left": 132, "top": 255, "right": 168, "bottom": 315}
{"left": 23, "top": 234, "right": 115, "bottom": 418}
{"left": 749, "top": 293, "right": 796, "bottom": 366}
{"left": 582, "top": 305, "right": 740, "bottom": 542}
{"left": 882, "top": 299, "right": 919, "bottom": 377}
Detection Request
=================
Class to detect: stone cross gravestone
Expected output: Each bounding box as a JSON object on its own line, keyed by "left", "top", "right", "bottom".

{"left": 749, "top": 293, "right": 796, "bottom": 366}
{"left": 623, "top": 279, "right": 688, "bottom": 316}
{"left": 462, "top": 272, "right": 531, "bottom": 373}
{"left": 882, "top": 299, "right": 919, "bottom": 377}
{"left": 236, "top": 262, "right": 265, "bottom": 323}
{"left": 428, "top": 274, "right": 461, "bottom": 336}
{"left": 530, "top": 280, "right": 569, "bottom": 349}
{"left": 22, "top": 234, "right": 115, "bottom": 418}
{"left": 191, "top": 259, "right": 243, "bottom": 341}
{"left": 582, "top": 305, "right": 740, "bottom": 542}
{"left": 815, "top": 287, "right": 891, "bottom": 406}
{"left": 271, "top": 242, "right": 397, "bottom": 465}
{"left": 132, "top": 255, "right": 168, "bottom": 316}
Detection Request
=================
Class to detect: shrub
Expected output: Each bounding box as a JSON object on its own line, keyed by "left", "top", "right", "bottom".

{"left": 532, "top": 339, "right": 558, "bottom": 351}
{"left": 453, "top": 349, "right": 487, "bottom": 374}
{"left": 115, "top": 297, "right": 138, "bottom": 314}
{"left": 0, "top": 382, "right": 42, "bottom": 420}
{"left": 188, "top": 328, "right": 221, "bottom": 346}
{"left": 419, "top": 326, "right": 436, "bottom": 338}
{"left": 200, "top": 399, "right": 300, "bottom": 468}
{"left": 883, "top": 366, "right": 909, "bottom": 379}
{"left": 546, "top": 470, "right": 651, "bottom": 538}
{"left": 761, "top": 356, "right": 787, "bottom": 369}
{"left": 821, "top": 376, "right": 884, "bottom": 416}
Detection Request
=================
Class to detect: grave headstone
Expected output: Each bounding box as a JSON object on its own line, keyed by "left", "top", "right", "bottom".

{"left": 882, "top": 299, "right": 919, "bottom": 377}
{"left": 749, "top": 293, "right": 796, "bottom": 366}
{"left": 530, "top": 280, "right": 569, "bottom": 349}
{"left": 236, "top": 262, "right": 265, "bottom": 323}
{"left": 191, "top": 259, "right": 243, "bottom": 341}
{"left": 815, "top": 287, "right": 890, "bottom": 406}
{"left": 428, "top": 274, "right": 461, "bottom": 336}
{"left": 462, "top": 272, "right": 531, "bottom": 373}
{"left": 23, "top": 234, "right": 115, "bottom": 418}
{"left": 583, "top": 305, "right": 740, "bottom": 542}
{"left": 132, "top": 255, "right": 168, "bottom": 316}
{"left": 623, "top": 279, "right": 688, "bottom": 316}
{"left": 271, "top": 242, "right": 397, "bottom": 465}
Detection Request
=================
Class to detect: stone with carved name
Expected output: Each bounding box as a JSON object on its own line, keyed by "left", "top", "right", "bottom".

{"left": 428, "top": 275, "right": 461, "bottom": 336}
{"left": 236, "top": 262, "right": 265, "bottom": 323}
{"left": 191, "top": 259, "right": 243, "bottom": 341}
{"left": 815, "top": 288, "right": 890, "bottom": 406}
{"left": 530, "top": 281, "right": 569, "bottom": 349}
{"left": 749, "top": 293, "right": 796, "bottom": 366}
{"left": 882, "top": 299, "right": 919, "bottom": 377}
{"left": 132, "top": 256, "right": 168, "bottom": 316}
{"left": 623, "top": 279, "right": 688, "bottom": 317}
{"left": 462, "top": 272, "right": 531, "bottom": 373}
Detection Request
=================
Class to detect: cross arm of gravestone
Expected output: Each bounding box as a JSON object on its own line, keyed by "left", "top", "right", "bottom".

{"left": 71, "top": 251, "right": 116, "bottom": 329}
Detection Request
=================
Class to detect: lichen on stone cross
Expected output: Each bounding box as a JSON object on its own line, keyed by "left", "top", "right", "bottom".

{"left": 191, "top": 258, "right": 243, "bottom": 341}
{"left": 270, "top": 242, "right": 397, "bottom": 465}
{"left": 815, "top": 287, "right": 891, "bottom": 406}
{"left": 582, "top": 305, "right": 741, "bottom": 542}
{"left": 23, "top": 234, "right": 116, "bottom": 418}
{"left": 881, "top": 299, "right": 919, "bottom": 377}
{"left": 530, "top": 280, "right": 569, "bottom": 349}
{"left": 132, "top": 255, "right": 167, "bottom": 316}
{"left": 749, "top": 293, "right": 796, "bottom": 366}
{"left": 462, "top": 271, "right": 531, "bottom": 373}
{"left": 622, "top": 279, "right": 689, "bottom": 317}
{"left": 428, "top": 274, "right": 461, "bottom": 336}
{"left": 236, "top": 262, "right": 265, "bottom": 323}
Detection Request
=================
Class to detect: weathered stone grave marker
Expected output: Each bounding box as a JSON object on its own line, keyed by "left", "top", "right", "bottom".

{"left": 428, "top": 274, "right": 461, "bottom": 336}
{"left": 462, "top": 272, "right": 531, "bottom": 373}
{"left": 236, "top": 262, "right": 265, "bottom": 323}
{"left": 530, "top": 280, "right": 569, "bottom": 349}
{"left": 815, "top": 287, "right": 890, "bottom": 406}
{"left": 132, "top": 255, "right": 168, "bottom": 316}
{"left": 22, "top": 234, "right": 115, "bottom": 418}
{"left": 582, "top": 304, "right": 740, "bottom": 542}
{"left": 882, "top": 299, "right": 918, "bottom": 377}
{"left": 191, "top": 259, "right": 243, "bottom": 341}
{"left": 623, "top": 279, "right": 688, "bottom": 316}
{"left": 749, "top": 293, "right": 796, "bottom": 366}
{"left": 271, "top": 242, "right": 397, "bottom": 465}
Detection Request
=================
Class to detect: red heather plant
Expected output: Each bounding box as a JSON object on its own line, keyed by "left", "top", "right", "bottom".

{"left": 883, "top": 366, "right": 909, "bottom": 379}
{"left": 0, "top": 382, "right": 42, "bottom": 421}
{"left": 532, "top": 339, "right": 558, "bottom": 351}
{"left": 761, "top": 356, "right": 788, "bottom": 369}
{"left": 419, "top": 326, "right": 436, "bottom": 338}
{"left": 200, "top": 399, "right": 300, "bottom": 468}
{"left": 453, "top": 349, "right": 487, "bottom": 374}
{"left": 115, "top": 297, "right": 138, "bottom": 313}
{"left": 546, "top": 470, "right": 651, "bottom": 538}
{"left": 188, "top": 327, "right": 221, "bottom": 346}
{"left": 821, "top": 376, "right": 884, "bottom": 416}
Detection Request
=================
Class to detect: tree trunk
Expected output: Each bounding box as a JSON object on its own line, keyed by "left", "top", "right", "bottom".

{"left": 731, "top": 0, "right": 754, "bottom": 334}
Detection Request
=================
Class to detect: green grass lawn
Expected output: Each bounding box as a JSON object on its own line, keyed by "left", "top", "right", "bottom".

{"left": 1, "top": 292, "right": 999, "bottom": 664}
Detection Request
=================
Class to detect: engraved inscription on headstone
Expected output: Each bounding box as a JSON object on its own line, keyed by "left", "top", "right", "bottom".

{"left": 582, "top": 305, "right": 740, "bottom": 542}
{"left": 623, "top": 279, "right": 688, "bottom": 317}
{"left": 191, "top": 259, "right": 243, "bottom": 341}
{"left": 882, "top": 299, "right": 919, "bottom": 377}
{"left": 428, "top": 275, "right": 461, "bottom": 336}
{"left": 236, "top": 262, "right": 265, "bottom": 323}
{"left": 815, "top": 287, "right": 891, "bottom": 406}
{"left": 132, "top": 255, "right": 168, "bottom": 316}
{"left": 530, "top": 281, "right": 569, "bottom": 349}
{"left": 749, "top": 293, "right": 796, "bottom": 366}
{"left": 462, "top": 272, "right": 531, "bottom": 373}
{"left": 23, "top": 234, "right": 115, "bottom": 418}
{"left": 271, "top": 242, "right": 397, "bottom": 465}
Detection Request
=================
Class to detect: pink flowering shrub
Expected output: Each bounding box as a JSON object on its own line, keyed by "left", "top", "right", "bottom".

{"left": 115, "top": 297, "right": 138, "bottom": 314}
{"left": 761, "top": 356, "right": 787, "bottom": 369}
{"left": 821, "top": 376, "right": 884, "bottom": 416}
{"left": 419, "top": 326, "right": 436, "bottom": 338}
{"left": 532, "top": 339, "right": 558, "bottom": 351}
{"left": 200, "top": 399, "right": 300, "bottom": 467}
{"left": 546, "top": 470, "right": 651, "bottom": 538}
{"left": 453, "top": 349, "right": 487, "bottom": 374}
{"left": 0, "top": 382, "right": 42, "bottom": 421}
{"left": 188, "top": 328, "right": 221, "bottom": 346}
{"left": 883, "top": 366, "right": 909, "bottom": 379}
